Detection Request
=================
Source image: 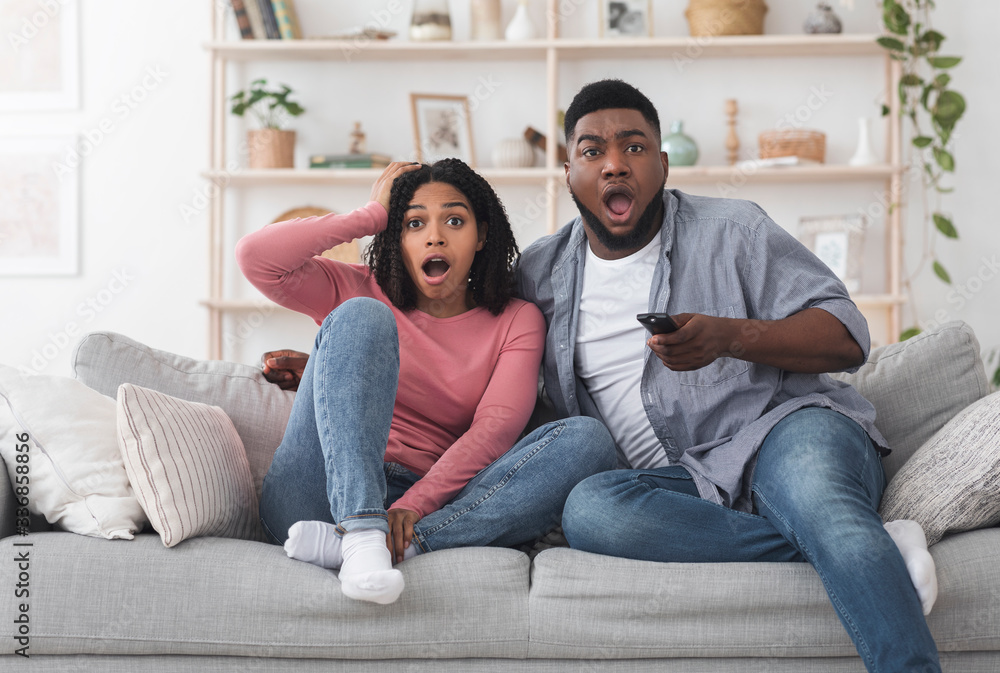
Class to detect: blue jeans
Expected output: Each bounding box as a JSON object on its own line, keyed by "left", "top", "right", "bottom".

{"left": 562, "top": 407, "right": 940, "bottom": 673}
{"left": 260, "top": 297, "right": 617, "bottom": 552}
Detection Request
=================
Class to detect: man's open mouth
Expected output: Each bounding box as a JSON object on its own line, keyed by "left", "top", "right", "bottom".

{"left": 603, "top": 184, "right": 635, "bottom": 220}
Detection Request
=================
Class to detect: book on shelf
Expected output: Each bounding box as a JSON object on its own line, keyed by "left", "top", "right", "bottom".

{"left": 256, "top": 0, "right": 281, "bottom": 39}
{"left": 229, "top": 0, "right": 254, "bottom": 39}
{"left": 271, "top": 0, "right": 301, "bottom": 39}
{"left": 310, "top": 153, "right": 392, "bottom": 169}
{"left": 241, "top": 0, "right": 266, "bottom": 39}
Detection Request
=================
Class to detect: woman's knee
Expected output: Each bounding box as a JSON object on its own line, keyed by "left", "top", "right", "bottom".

{"left": 321, "top": 297, "right": 396, "bottom": 338}
{"left": 560, "top": 416, "right": 617, "bottom": 472}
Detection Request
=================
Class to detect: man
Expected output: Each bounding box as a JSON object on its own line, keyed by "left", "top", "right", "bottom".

{"left": 515, "top": 79, "right": 940, "bottom": 673}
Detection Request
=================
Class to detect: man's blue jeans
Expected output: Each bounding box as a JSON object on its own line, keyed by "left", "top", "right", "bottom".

{"left": 562, "top": 407, "right": 940, "bottom": 673}
{"left": 259, "top": 297, "right": 617, "bottom": 552}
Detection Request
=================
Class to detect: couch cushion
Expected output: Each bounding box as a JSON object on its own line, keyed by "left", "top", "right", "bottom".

{"left": 833, "top": 321, "right": 989, "bottom": 481}
{"left": 880, "top": 391, "right": 1000, "bottom": 545}
{"left": 72, "top": 332, "right": 295, "bottom": 505}
{"left": 0, "top": 364, "right": 145, "bottom": 539}
{"left": 527, "top": 529, "right": 1000, "bottom": 659}
{"left": 116, "top": 384, "right": 260, "bottom": 546}
{"left": 0, "top": 533, "right": 529, "bottom": 658}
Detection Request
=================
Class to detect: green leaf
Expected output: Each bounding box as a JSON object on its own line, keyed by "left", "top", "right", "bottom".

{"left": 881, "top": 103, "right": 890, "bottom": 117}
{"left": 933, "top": 90, "right": 967, "bottom": 126}
{"left": 900, "top": 327, "right": 922, "bottom": 341}
{"left": 991, "top": 365, "right": 1000, "bottom": 390}
{"left": 917, "top": 29, "right": 945, "bottom": 51}
{"left": 883, "top": 1, "right": 911, "bottom": 34}
{"left": 933, "top": 260, "right": 952, "bottom": 284}
{"left": 877, "top": 36, "right": 906, "bottom": 52}
{"left": 928, "top": 56, "right": 962, "bottom": 68}
{"left": 936, "top": 185, "right": 955, "bottom": 194}
{"left": 933, "top": 147, "right": 955, "bottom": 171}
{"left": 933, "top": 213, "right": 958, "bottom": 238}
{"left": 912, "top": 136, "right": 933, "bottom": 148}
{"left": 900, "top": 73, "right": 922, "bottom": 86}
{"left": 934, "top": 73, "right": 951, "bottom": 88}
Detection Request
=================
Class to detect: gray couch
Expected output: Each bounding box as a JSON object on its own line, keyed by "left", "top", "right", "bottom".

{"left": 2, "top": 321, "right": 999, "bottom": 672}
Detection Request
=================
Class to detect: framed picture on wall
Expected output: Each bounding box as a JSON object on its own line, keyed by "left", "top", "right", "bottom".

{"left": 797, "top": 214, "right": 867, "bottom": 294}
{"left": 599, "top": 0, "right": 653, "bottom": 38}
{"left": 0, "top": 0, "right": 80, "bottom": 110}
{"left": 409, "top": 93, "right": 475, "bottom": 167}
{"left": 0, "top": 136, "right": 80, "bottom": 276}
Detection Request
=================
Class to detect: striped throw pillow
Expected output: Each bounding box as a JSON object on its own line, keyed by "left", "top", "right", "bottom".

{"left": 116, "top": 383, "right": 258, "bottom": 548}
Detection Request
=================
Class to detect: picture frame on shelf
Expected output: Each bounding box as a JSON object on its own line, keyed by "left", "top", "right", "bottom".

{"left": 410, "top": 93, "right": 475, "bottom": 167}
{"left": 797, "top": 214, "right": 866, "bottom": 294}
{"left": 0, "top": 136, "right": 80, "bottom": 276}
{"left": 599, "top": 0, "right": 653, "bottom": 38}
{"left": 0, "top": 0, "right": 79, "bottom": 110}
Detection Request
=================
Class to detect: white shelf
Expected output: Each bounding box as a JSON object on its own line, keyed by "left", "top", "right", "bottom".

{"left": 204, "top": 33, "right": 882, "bottom": 62}
{"left": 202, "top": 164, "right": 901, "bottom": 188}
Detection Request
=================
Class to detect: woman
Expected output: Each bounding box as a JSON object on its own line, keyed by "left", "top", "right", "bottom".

{"left": 236, "top": 159, "right": 615, "bottom": 605}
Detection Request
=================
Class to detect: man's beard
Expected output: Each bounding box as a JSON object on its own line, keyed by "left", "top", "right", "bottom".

{"left": 570, "top": 187, "right": 664, "bottom": 253}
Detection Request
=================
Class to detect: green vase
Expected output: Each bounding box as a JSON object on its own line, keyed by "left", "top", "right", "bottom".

{"left": 661, "top": 120, "right": 699, "bottom": 166}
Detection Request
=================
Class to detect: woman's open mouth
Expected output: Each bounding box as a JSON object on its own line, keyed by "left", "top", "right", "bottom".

{"left": 603, "top": 184, "right": 635, "bottom": 225}
{"left": 421, "top": 256, "right": 451, "bottom": 285}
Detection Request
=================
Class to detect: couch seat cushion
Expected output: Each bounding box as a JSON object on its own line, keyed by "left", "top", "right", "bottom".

{"left": 527, "top": 529, "right": 1000, "bottom": 659}
{"left": 0, "top": 534, "right": 529, "bottom": 659}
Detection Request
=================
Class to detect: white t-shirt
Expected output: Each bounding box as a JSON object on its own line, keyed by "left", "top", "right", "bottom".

{"left": 574, "top": 236, "right": 670, "bottom": 469}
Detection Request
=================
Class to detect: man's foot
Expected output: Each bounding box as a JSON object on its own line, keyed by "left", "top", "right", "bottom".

{"left": 884, "top": 519, "right": 938, "bottom": 615}
{"left": 284, "top": 520, "right": 343, "bottom": 569}
{"left": 339, "top": 529, "right": 404, "bottom": 605}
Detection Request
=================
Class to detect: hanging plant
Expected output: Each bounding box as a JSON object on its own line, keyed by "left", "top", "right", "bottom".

{"left": 876, "top": 0, "right": 966, "bottom": 341}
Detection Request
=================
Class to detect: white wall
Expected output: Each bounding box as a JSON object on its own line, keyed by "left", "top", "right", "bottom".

{"left": 2, "top": 0, "right": 997, "bottom": 378}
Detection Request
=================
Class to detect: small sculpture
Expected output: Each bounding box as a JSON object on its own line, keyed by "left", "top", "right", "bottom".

{"left": 725, "top": 99, "right": 740, "bottom": 165}
{"left": 349, "top": 122, "right": 366, "bottom": 155}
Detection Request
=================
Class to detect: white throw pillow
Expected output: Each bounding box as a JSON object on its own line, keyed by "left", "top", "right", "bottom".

{"left": 880, "top": 391, "right": 1000, "bottom": 545}
{"left": 0, "top": 364, "right": 145, "bottom": 539}
{"left": 115, "top": 383, "right": 259, "bottom": 548}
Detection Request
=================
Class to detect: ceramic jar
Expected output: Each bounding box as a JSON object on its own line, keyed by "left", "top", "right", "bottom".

{"left": 410, "top": 0, "right": 452, "bottom": 41}
{"left": 660, "top": 121, "right": 699, "bottom": 166}
{"left": 804, "top": 3, "right": 842, "bottom": 34}
{"left": 492, "top": 137, "right": 536, "bottom": 168}
{"left": 470, "top": 0, "right": 502, "bottom": 40}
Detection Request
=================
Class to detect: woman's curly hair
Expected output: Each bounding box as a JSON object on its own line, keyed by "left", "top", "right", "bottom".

{"left": 364, "top": 158, "right": 520, "bottom": 316}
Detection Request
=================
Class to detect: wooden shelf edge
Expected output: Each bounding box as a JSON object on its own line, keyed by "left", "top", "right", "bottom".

{"left": 203, "top": 33, "right": 881, "bottom": 61}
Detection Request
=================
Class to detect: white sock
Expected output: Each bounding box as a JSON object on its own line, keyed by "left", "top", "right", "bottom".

{"left": 339, "top": 529, "right": 404, "bottom": 605}
{"left": 283, "top": 521, "right": 344, "bottom": 569}
{"left": 402, "top": 543, "right": 420, "bottom": 562}
{"left": 884, "top": 519, "right": 938, "bottom": 615}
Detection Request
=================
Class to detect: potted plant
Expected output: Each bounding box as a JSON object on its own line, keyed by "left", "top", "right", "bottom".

{"left": 230, "top": 78, "right": 305, "bottom": 169}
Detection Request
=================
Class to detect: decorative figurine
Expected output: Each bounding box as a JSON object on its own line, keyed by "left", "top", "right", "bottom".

{"left": 804, "top": 3, "right": 843, "bottom": 34}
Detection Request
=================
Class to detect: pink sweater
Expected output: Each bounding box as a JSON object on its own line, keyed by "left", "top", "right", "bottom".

{"left": 235, "top": 202, "right": 546, "bottom": 518}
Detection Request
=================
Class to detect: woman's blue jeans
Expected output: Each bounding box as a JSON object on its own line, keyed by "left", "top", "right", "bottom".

{"left": 259, "top": 297, "right": 617, "bottom": 553}
{"left": 562, "top": 407, "right": 940, "bottom": 673}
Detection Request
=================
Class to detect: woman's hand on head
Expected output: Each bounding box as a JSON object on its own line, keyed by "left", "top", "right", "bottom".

{"left": 387, "top": 508, "right": 420, "bottom": 564}
{"left": 260, "top": 349, "right": 309, "bottom": 391}
{"left": 370, "top": 161, "right": 423, "bottom": 213}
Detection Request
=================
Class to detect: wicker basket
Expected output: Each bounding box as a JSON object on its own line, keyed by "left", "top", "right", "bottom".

{"left": 685, "top": 0, "right": 768, "bottom": 37}
{"left": 758, "top": 129, "right": 826, "bottom": 163}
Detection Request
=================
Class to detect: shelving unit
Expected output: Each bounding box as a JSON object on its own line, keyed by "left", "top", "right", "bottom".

{"left": 203, "top": 2, "right": 904, "bottom": 359}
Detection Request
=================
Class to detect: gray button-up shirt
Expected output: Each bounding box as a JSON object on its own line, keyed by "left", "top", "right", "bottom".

{"left": 516, "top": 189, "right": 888, "bottom": 512}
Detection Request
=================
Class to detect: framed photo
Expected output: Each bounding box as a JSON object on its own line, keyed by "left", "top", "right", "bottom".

{"left": 797, "top": 215, "right": 866, "bottom": 294}
{"left": 599, "top": 0, "right": 653, "bottom": 38}
{"left": 0, "top": 136, "right": 80, "bottom": 276}
{"left": 0, "top": 0, "right": 80, "bottom": 110}
{"left": 410, "top": 93, "right": 475, "bottom": 167}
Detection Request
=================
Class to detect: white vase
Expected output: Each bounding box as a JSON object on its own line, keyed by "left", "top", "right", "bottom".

{"left": 505, "top": 0, "right": 536, "bottom": 41}
{"left": 492, "top": 137, "right": 536, "bottom": 168}
{"left": 849, "top": 117, "right": 879, "bottom": 166}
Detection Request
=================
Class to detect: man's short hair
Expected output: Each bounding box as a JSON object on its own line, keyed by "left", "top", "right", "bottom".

{"left": 564, "top": 79, "right": 661, "bottom": 143}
